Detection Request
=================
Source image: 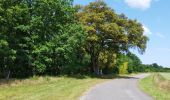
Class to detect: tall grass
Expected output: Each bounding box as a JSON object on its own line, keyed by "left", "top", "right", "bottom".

{"left": 139, "top": 73, "right": 170, "bottom": 100}
{"left": 0, "top": 76, "right": 106, "bottom": 100}
{"left": 153, "top": 73, "right": 170, "bottom": 91}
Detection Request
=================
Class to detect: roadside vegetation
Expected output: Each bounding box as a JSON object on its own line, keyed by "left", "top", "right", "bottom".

{"left": 139, "top": 73, "right": 170, "bottom": 100}
{"left": 0, "top": 0, "right": 170, "bottom": 99}
{"left": 160, "top": 73, "right": 170, "bottom": 80}
{"left": 0, "top": 76, "right": 108, "bottom": 100}
{"left": 1, "top": 0, "right": 169, "bottom": 79}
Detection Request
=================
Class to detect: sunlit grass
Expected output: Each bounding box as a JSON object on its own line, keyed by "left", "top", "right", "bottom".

{"left": 139, "top": 73, "right": 170, "bottom": 100}
{"left": 0, "top": 76, "right": 106, "bottom": 100}
{"left": 160, "top": 73, "right": 170, "bottom": 80}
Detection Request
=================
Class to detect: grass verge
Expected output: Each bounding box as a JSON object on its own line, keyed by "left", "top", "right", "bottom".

{"left": 139, "top": 73, "right": 170, "bottom": 100}
{"left": 0, "top": 76, "right": 108, "bottom": 100}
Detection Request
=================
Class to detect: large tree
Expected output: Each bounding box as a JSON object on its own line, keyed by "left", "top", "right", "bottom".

{"left": 76, "top": 1, "right": 148, "bottom": 75}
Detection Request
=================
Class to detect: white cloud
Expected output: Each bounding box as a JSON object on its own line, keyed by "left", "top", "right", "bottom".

{"left": 125, "top": 0, "right": 152, "bottom": 10}
{"left": 142, "top": 25, "right": 152, "bottom": 36}
{"left": 142, "top": 26, "right": 165, "bottom": 38}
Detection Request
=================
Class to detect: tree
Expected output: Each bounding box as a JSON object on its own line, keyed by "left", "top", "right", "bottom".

{"left": 116, "top": 54, "right": 129, "bottom": 74}
{"left": 75, "top": 1, "right": 148, "bottom": 75}
{"left": 0, "top": 0, "right": 87, "bottom": 78}
{"left": 127, "top": 52, "right": 143, "bottom": 73}
{"left": 119, "top": 62, "right": 128, "bottom": 74}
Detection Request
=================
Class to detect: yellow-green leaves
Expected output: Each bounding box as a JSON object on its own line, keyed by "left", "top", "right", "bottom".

{"left": 119, "top": 62, "right": 128, "bottom": 74}
{"left": 76, "top": 1, "right": 148, "bottom": 74}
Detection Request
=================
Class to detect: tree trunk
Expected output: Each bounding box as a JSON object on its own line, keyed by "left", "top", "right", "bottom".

{"left": 89, "top": 43, "right": 100, "bottom": 75}
{"left": 99, "top": 69, "right": 103, "bottom": 75}
{"left": 94, "top": 64, "right": 99, "bottom": 75}
{"left": 4, "top": 57, "right": 11, "bottom": 79}
{"left": 91, "top": 55, "right": 100, "bottom": 75}
{"left": 6, "top": 70, "right": 10, "bottom": 80}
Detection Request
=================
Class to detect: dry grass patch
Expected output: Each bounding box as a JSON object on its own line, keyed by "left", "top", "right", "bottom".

{"left": 153, "top": 73, "right": 170, "bottom": 91}
{"left": 139, "top": 73, "right": 170, "bottom": 100}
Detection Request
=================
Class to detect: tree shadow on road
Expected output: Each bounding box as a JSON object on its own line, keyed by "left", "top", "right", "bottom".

{"left": 61, "top": 74, "right": 139, "bottom": 79}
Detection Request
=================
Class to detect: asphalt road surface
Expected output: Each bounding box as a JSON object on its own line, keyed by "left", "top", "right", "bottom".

{"left": 80, "top": 74, "right": 153, "bottom": 100}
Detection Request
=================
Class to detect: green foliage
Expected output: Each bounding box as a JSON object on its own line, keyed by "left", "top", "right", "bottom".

{"left": 115, "top": 54, "right": 129, "bottom": 74}
{"left": 0, "top": 0, "right": 87, "bottom": 78}
{"left": 76, "top": 1, "right": 148, "bottom": 75}
{"left": 114, "top": 52, "right": 169, "bottom": 74}
{"left": 119, "top": 62, "right": 128, "bottom": 74}
{"left": 141, "top": 64, "right": 168, "bottom": 72}
{"left": 127, "top": 52, "right": 143, "bottom": 73}
{"left": 1, "top": 0, "right": 167, "bottom": 78}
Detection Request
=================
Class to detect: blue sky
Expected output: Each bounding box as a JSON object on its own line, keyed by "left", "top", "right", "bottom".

{"left": 74, "top": 0, "right": 170, "bottom": 67}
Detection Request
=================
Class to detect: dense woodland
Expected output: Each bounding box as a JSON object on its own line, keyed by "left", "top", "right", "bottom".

{"left": 0, "top": 0, "right": 169, "bottom": 78}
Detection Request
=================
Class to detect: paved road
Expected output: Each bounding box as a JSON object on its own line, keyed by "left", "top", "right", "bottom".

{"left": 80, "top": 74, "right": 153, "bottom": 100}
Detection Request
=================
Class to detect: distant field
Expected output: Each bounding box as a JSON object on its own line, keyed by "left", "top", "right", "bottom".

{"left": 160, "top": 73, "right": 170, "bottom": 80}
{"left": 0, "top": 76, "right": 106, "bottom": 100}
{"left": 139, "top": 73, "right": 170, "bottom": 100}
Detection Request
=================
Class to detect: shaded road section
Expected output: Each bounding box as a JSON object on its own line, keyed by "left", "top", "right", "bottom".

{"left": 80, "top": 74, "right": 153, "bottom": 100}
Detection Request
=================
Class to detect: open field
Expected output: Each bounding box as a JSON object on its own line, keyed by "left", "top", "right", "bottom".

{"left": 139, "top": 73, "right": 170, "bottom": 100}
{"left": 0, "top": 76, "right": 107, "bottom": 100}
{"left": 160, "top": 73, "right": 170, "bottom": 80}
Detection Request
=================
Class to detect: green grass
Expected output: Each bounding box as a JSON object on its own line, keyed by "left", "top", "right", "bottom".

{"left": 160, "top": 73, "right": 170, "bottom": 80}
{"left": 139, "top": 73, "right": 170, "bottom": 100}
{"left": 0, "top": 76, "right": 107, "bottom": 100}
